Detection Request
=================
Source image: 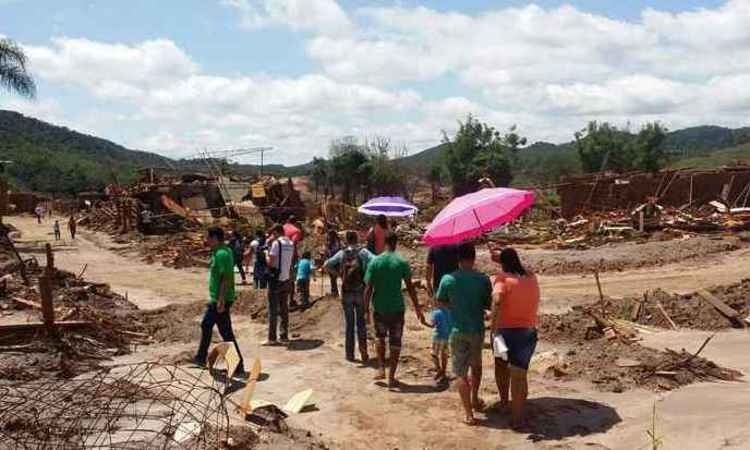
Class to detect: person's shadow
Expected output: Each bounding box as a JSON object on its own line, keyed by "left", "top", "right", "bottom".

{"left": 480, "top": 396, "right": 622, "bottom": 442}
{"left": 374, "top": 380, "right": 450, "bottom": 394}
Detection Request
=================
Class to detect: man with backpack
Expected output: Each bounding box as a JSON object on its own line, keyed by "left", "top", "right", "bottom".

{"left": 248, "top": 230, "right": 268, "bottom": 290}
{"left": 264, "top": 224, "right": 295, "bottom": 345}
{"left": 324, "top": 230, "right": 373, "bottom": 363}
{"left": 228, "top": 230, "right": 247, "bottom": 285}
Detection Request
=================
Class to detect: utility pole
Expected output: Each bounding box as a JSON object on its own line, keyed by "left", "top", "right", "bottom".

{"left": 260, "top": 148, "right": 265, "bottom": 177}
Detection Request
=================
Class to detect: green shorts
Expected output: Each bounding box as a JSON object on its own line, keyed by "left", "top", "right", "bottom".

{"left": 450, "top": 332, "right": 483, "bottom": 378}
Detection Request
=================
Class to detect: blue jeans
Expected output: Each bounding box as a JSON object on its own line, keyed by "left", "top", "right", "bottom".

{"left": 343, "top": 291, "right": 368, "bottom": 360}
{"left": 297, "top": 278, "right": 310, "bottom": 307}
{"left": 195, "top": 303, "right": 244, "bottom": 370}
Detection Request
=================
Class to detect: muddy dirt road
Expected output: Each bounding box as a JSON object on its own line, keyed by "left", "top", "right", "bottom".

{"left": 10, "top": 215, "right": 750, "bottom": 450}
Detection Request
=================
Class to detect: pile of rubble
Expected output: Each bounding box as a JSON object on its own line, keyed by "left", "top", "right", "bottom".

{"left": 139, "top": 232, "right": 210, "bottom": 269}
{"left": 0, "top": 264, "right": 147, "bottom": 381}
{"left": 613, "top": 281, "right": 750, "bottom": 330}
{"left": 537, "top": 302, "right": 743, "bottom": 392}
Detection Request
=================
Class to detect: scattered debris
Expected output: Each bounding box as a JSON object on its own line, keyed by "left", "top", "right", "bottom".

{"left": 537, "top": 302, "right": 743, "bottom": 392}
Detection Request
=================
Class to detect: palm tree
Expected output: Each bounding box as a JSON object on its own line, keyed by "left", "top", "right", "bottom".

{"left": 0, "top": 38, "right": 36, "bottom": 98}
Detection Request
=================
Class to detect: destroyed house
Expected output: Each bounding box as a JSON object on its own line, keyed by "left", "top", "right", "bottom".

{"left": 557, "top": 166, "right": 750, "bottom": 218}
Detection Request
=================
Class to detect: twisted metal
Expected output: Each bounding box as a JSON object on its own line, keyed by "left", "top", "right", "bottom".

{"left": 0, "top": 363, "right": 230, "bottom": 449}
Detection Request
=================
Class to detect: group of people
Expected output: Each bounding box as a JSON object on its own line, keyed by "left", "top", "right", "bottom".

{"left": 194, "top": 212, "right": 540, "bottom": 429}
{"left": 52, "top": 216, "right": 78, "bottom": 241}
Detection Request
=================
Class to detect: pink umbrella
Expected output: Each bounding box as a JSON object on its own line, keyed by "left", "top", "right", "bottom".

{"left": 423, "top": 188, "right": 534, "bottom": 246}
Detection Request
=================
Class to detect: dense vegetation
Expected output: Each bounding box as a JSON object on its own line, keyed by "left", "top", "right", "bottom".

{"left": 400, "top": 122, "right": 750, "bottom": 187}
{"left": 0, "top": 110, "right": 170, "bottom": 195}
{"left": 309, "top": 136, "right": 420, "bottom": 204}
{"left": 1, "top": 108, "right": 749, "bottom": 198}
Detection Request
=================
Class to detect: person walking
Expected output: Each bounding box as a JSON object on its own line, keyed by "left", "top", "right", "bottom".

{"left": 284, "top": 216, "right": 304, "bottom": 307}
{"left": 490, "top": 248, "right": 539, "bottom": 431}
{"left": 34, "top": 205, "right": 44, "bottom": 224}
{"left": 421, "top": 297, "right": 453, "bottom": 384}
{"left": 194, "top": 227, "right": 245, "bottom": 375}
{"left": 435, "top": 242, "right": 492, "bottom": 426}
{"left": 426, "top": 244, "right": 459, "bottom": 301}
{"left": 366, "top": 214, "right": 389, "bottom": 255}
{"left": 228, "top": 230, "right": 247, "bottom": 285}
{"left": 364, "top": 231, "right": 425, "bottom": 388}
{"left": 324, "top": 230, "right": 373, "bottom": 363}
{"left": 325, "top": 226, "right": 341, "bottom": 297}
{"left": 264, "top": 224, "right": 294, "bottom": 345}
{"left": 53, "top": 220, "right": 61, "bottom": 240}
{"left": 68, "top": 215, "right": 77, "bottom": 240}
{"left": 296, "top": 251, "right": 313, "bottom": 309}
{"left": 248, "top": 230, "right": 268, "bottom": 289}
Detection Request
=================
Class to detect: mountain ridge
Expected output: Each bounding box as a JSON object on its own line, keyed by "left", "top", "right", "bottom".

{"left": 1, "top": 109, "right": 749, "bottom": 193}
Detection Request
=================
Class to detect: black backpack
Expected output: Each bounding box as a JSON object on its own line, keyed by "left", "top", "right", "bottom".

{"left": 341, "top": 247, "right": 365, "bottom": 292}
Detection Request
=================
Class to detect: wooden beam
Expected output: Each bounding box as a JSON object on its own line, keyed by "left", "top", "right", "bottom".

{"left": 12, "top": 296, "right": 42, "bottom": 309}
{"left": 0, "top": 321, "right": 91, "bottom": 333}
{"left": 698, "top": 290, "right": 740, "bottom": 319}
{"left": 656, "top": 302, "right": 678, "bottom": 330}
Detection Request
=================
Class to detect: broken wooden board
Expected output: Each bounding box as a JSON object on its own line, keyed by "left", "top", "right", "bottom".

{"left": 0, "top": 321, "right": 91, "bottom": 332}
{"left": 284, "top": 389, "right": 314, "bottom": 414}
{"left": 237, "top": 358, "right": 262, "bottom": 416}
{"left": 207, "top": 342, "right": 241, "bottom": 380}
{"left": 656, "top": 301, "right": 679, "bottom": 330}
{"left": 615, "top": 358, "right": 642, "bottom": 368}
{"left": 698, "top": 290, "right": 740, "bottom": 319}
{"left": 11, "top": 296, "right": 42, "bottom": 309}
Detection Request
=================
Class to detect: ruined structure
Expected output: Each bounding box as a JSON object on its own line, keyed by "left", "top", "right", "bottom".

{"left": 557, "top": 166, "right": 750, "bottom": 218}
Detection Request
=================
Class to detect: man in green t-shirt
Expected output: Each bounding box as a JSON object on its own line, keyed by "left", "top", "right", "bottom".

{"left": 364, "top": 231, "right": 425, "bottom": 388}
{"left": 435, "top": 242, "right": 491, "bottom": 426}
{"left": 194, "top": 227, "right": 245, "bottom": 374}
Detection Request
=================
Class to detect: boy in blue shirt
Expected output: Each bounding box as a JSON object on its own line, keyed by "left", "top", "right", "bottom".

{"left": 422, "top": 297, "right": 452, "bottom": 383}
{"left": 296, "top": 251, "right": 313, "bottom": 308}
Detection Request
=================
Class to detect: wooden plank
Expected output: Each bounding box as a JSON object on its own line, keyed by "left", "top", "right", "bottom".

{"left": 12, "top": 296, "right": 42, "bottom": 309}
{"left": 0, "top": 321, "right": 91, "bottom": 333}
{"left": 631, "top": 295, "right": 644, "bottom": 321}
{"left": 237, "top": 358, "right": 262, "bottom": 416}
{"left": 656, "top": 302, "right": 678, "bottom": 330}
{"left": 284, "top": 389, "right": 314, "bottom": 414}
{"left": 698, "top": 290, "right": 739, "bottom": 319}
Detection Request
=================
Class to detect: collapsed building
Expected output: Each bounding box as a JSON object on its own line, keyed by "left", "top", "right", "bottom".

{"left": 557, "top": 166, "right": 750, "bottom": 219}
{"left": 79, "top": 169, "right": 307, "bottom": 234}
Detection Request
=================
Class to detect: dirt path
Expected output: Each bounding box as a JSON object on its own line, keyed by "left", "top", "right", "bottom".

{"left": 9, "top": 215, "right": 750, "bottom": 449}
{"left": 11, "top": 215, "right": 206, "bottom": 309}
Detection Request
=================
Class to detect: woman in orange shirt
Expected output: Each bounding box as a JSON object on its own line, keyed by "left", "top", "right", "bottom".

{"left": 490, "top": 247, "right": 539, "bottom": 431}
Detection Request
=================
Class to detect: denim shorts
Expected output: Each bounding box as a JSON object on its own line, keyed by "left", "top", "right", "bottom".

{"left": 496, "top": 328, "right": 537, "bottom": 370}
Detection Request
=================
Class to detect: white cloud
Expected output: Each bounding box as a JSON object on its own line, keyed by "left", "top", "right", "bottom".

{"left": 18, "top": 37, "right": 424, "bottom": 162}
{"left": 9, "top": 1, "right": 750, "bottom": 164}
{"left": 221, "top": 0, "right": 352, "bottom": 35}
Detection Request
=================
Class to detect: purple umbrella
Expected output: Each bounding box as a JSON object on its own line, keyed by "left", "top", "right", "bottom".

{"left": 358, "top": 196, "right": 418, "bottom": 217}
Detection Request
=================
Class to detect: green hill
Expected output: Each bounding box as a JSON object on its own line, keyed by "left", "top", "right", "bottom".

{"left": 0, "top": 110, "right": 171, "bottom": 194}
{"left": 2, "top": 109, "right": 749, "bottom": 195}
{"left": 669, "top": 143, "right": 750, "bottom": 170}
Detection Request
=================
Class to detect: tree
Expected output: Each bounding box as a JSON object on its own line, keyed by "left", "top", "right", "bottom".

{"left": 443, "top": 114, "right": 519, "bottom": 196}
{"left": 0, "top": 38, "right": 36, "bottom": 98}
{"left": 633, "top": 122, "right": 668, "bottom": 172}
{"left": 574, "top": 121, "right": 633, "bottom": 173}
{"left": 311, "top": 157, "right": 331, "bottom": 201}
{"left": 330, "top": 138, "right": 368, "bottom": 205}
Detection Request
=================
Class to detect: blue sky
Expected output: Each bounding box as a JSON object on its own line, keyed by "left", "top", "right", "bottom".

{"left": 1, "top": 1, "right": 748, "bottom": 165}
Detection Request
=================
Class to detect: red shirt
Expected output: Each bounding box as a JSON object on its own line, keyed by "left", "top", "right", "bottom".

{"left": 372, "top": 224, "right": 387, "bottom": 255}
